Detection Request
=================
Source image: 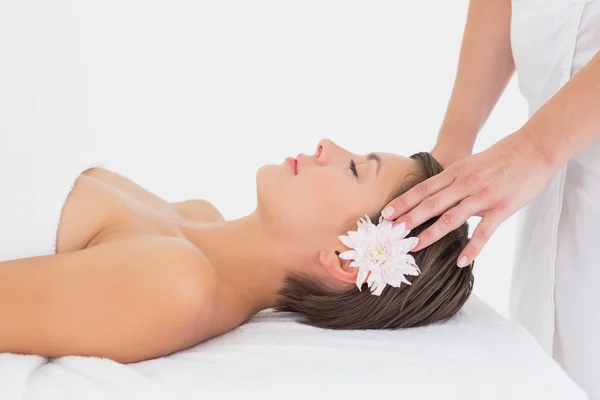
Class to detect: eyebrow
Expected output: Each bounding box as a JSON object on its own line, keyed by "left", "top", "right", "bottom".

{"left": 367, "top": 153, "right": 382, "bottom": 176}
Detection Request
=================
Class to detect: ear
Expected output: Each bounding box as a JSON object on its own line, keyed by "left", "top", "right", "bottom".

{"left": 318, "top": 249, "right": 359, "bottom": 285}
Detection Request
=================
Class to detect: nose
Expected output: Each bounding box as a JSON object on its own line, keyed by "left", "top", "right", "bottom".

{"left": 315, "top": 139, "right": 348, "bottom": 165}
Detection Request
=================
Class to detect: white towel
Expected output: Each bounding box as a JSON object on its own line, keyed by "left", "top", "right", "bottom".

{"left": 0, "top": 296, "right": 587, "bottom": 400}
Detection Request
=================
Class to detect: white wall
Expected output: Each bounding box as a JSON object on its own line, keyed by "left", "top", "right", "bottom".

{"left": 1, "top": 0, "right": 528, "bottom": 317}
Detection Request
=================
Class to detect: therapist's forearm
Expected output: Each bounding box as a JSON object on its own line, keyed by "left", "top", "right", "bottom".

{"left": 436, "top": 0, "right": 515, "bottom": 153}
{"left": 522, "top": 52, "right": 600, "bottom": 168}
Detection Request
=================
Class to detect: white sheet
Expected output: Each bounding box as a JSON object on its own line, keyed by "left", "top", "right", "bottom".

{"left": 0, "top": 296, "right": 587, "bottom": 400}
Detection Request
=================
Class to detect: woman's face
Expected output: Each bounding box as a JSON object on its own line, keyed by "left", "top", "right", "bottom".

{"left": 256, "top": 139, "right": 420, "bottom": 249}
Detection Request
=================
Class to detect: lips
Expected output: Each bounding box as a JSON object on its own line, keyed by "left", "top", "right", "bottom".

{"left": 286, "top": 157, "right": 298, "bottom": 175}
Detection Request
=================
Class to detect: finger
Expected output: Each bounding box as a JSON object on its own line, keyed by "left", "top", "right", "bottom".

{"left": 391, "top": 182, "right": 470, "bottom": 231}
{"left": 393, "top": 189, "right": 462, "bottom": 231}
{"left": 411, "top": 196, "right": 482, "bottom": 252}
{"left": 456, "top": 213, "right": 503, "bottom": 268}
{"left": 382, "top": 169, "right": 455, "bottom": 220}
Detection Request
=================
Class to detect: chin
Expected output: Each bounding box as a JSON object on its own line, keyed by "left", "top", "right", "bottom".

{"left": 255, "top": 165, "right": 284, "bottom": 211}
{"left": 256, "top": 164, "right": 276, "bottom": 191}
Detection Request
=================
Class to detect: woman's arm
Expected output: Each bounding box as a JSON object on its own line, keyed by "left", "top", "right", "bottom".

{"left": 522, "top": 51, "right": 600, "bottom": 167}
{"left": 0, "top": 237, "right": 215, "bottom": 363}
{"left": 433, "top": 0, "right": 515, "bottom": 166}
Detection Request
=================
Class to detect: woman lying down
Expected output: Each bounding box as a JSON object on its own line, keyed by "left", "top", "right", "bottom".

{"left": 0, "top": 139, "right": 474, "bottom": 363}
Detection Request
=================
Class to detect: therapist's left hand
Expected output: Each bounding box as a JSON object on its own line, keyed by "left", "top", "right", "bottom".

{"left": 382, "top": 129, "right": 559, "bottom": 267}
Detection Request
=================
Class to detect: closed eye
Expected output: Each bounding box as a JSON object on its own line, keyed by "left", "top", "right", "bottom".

{"left": 349, "top": 159, "right": 358, "bottom": 178}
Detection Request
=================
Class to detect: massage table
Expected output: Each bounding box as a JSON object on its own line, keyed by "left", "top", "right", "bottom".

{"left": 0, "top": 296, "right": 587, "bottom": 399}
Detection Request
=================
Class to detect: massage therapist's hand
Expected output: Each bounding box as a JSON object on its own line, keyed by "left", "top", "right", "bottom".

{"left": 382, "top": 129, "right": 560, "bottom": 267}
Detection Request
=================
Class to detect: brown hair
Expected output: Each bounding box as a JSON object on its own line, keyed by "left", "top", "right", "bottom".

{"left": 275, "top": 152, "right": 474, "bottom": 329}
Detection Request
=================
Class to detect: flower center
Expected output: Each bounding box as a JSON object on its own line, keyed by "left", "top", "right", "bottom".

{"left": 368, "top": 243, "right": 389, "bottom": 266}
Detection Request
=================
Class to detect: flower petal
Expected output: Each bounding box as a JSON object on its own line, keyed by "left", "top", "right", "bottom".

{"left": 347, "top": 231, "right": 360, "bottom": 243}
{"left": 354, "top": 248, "right": 367, "bottom": 260}
{"left": 403, "top": 254, "right": 418, "bottom": 266}
{"left": 342, "top": 213, "right": 423, "bottom": 296}
{"left": 356, "top": 268, "right": 369, "bottom": 290}
{"left": 383, "top": 271, "right": 403, "bottom": 287}
{"left": 338, "top": 235, "right": 355, "bottom": 248}
{"left": 367, "top": 270, "right": 381, "bottom": 287}
{"left": 367, "top": 228, "right": 378, "bottom": 246}
{"left": 377, "top": 220, "right": 392, "bottom": 245}
{"left": 371, "top": 282, "right": 386, "bottom": 296}
{"left": 406, "top": 236, "right": 419, "bottom": 251}
{"left": 339, "top": 250, "right": 358, "bottom": 260}
{"left": 401, "top": 264, "right": 420, "bottom": 276}
{"left": 391, "top": 222, "right": 407, "bottom": 238}
{"left": 391, "top": 257, "right": 419, "bottom": 272}
{"left": 392, "top": 237, "right": 419, "bottom": 255}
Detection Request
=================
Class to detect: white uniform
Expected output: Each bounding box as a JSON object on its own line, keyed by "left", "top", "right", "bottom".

{"left": 509, "top": 0, "right": 600, "bottom": 398}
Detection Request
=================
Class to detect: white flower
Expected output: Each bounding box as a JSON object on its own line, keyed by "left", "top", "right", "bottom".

{"left": 338, "top": 215, "right": 420, "bottom": 296}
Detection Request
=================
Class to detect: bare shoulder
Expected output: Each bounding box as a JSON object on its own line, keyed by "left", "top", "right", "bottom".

{"left": 174, "top": 199, "right": 224, "bottom": 222}
{"left": 111, "top": 236, "right": 220, "bottom": 334}
{"left": 95, "top": 236, "right": 217, "bottom": 293}
{"left": 135, "top": 236, "right": 218, "bottom": 302}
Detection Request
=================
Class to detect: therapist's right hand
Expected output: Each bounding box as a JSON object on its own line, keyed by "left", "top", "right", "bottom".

{"left": 383, "top": 129, "right": 560, "bottom": 267}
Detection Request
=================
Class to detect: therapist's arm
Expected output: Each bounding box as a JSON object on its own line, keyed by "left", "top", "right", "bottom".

{"left": 384, "top": 51, "right": 600, "bottom": 266}
{"left": 433, "top": 0, "right": 515, "bottom": 166}
{"left": 523, "top": 51, "right": 600, "bottom": 167}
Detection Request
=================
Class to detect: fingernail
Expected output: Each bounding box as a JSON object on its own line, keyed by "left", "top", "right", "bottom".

{"left": 457, "top": 256, "right": 469, "bottom": 268}
{"left": 381, "top": 206, "right": 395, "bottom": 219}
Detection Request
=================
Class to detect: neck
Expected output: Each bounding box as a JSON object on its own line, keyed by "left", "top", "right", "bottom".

{"left": 183, "top": 212, "right": 304, "bottom": 318}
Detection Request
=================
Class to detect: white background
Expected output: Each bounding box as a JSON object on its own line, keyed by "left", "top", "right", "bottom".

{"left": 1, "top": 0, "right": 528, "bottom": 317}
